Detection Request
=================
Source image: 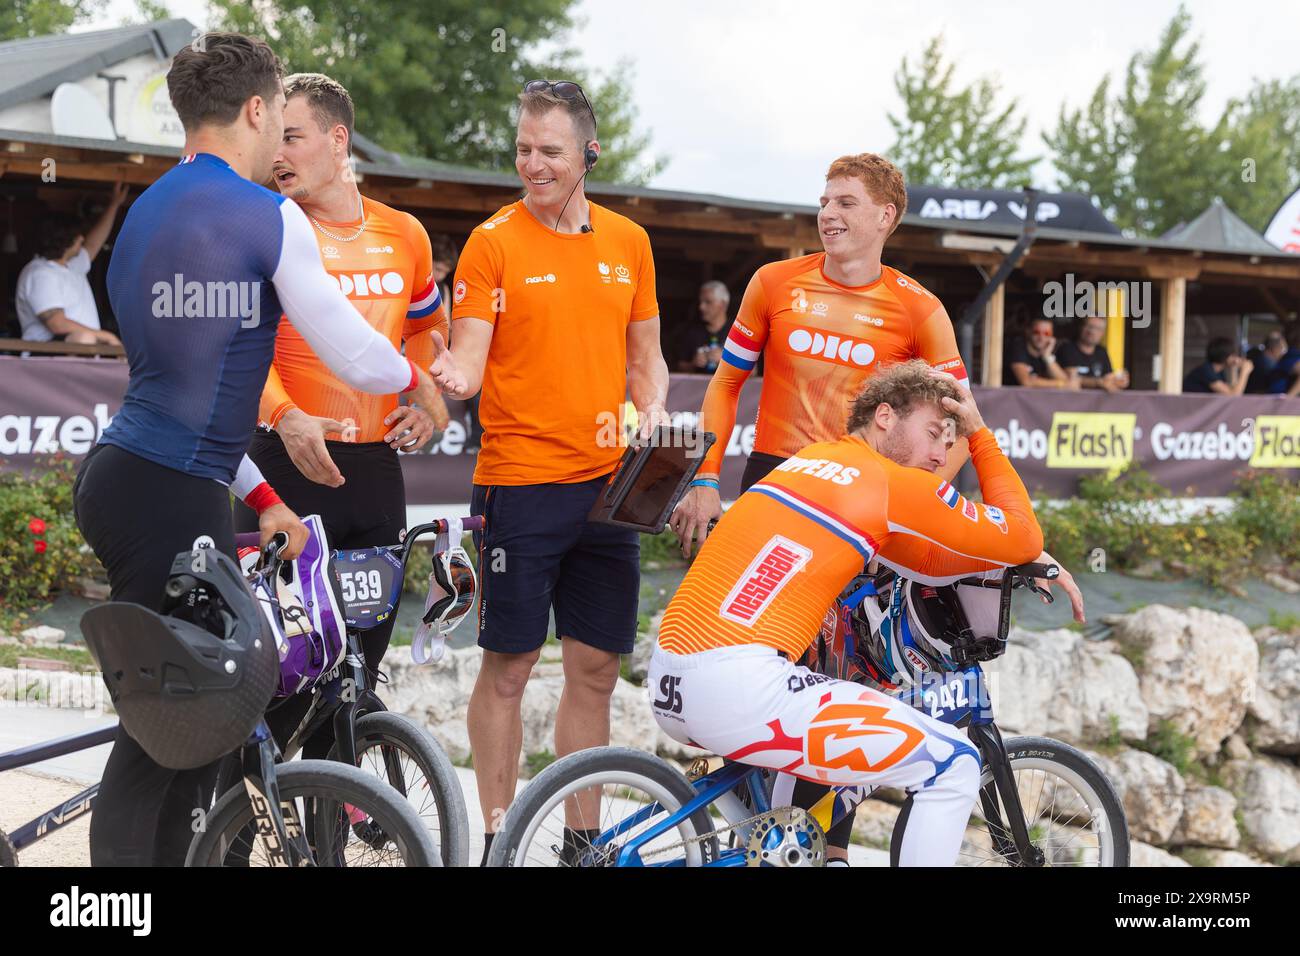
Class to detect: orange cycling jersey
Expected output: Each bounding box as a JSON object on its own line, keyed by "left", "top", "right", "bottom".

{"left": 451, "top": 199, "right": 659, "bottom": 486}
{"left": 659, "top": 428, "right": 1042, "bottom": 660}
{"left": 258, "top": 196, "right": 446, "bottom": 442}
{"left": 698, "top": 254, "right": 966, "bottom": 478}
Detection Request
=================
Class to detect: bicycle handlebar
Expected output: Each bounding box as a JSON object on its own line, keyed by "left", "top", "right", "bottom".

{"left": 233, "top": 515, "right": 484, "bottom": 552}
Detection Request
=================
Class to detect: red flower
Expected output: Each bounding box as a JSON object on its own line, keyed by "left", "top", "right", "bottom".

{"left": 29, "top": 518, "right": 46, "bottom": 536}
{"left": 33, "top": 540, "right": 47, "bottom": 554}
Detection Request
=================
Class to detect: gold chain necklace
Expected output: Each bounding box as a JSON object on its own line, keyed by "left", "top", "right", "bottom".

{"left": 309, "top": 193, "right": 366, "bottom": 243}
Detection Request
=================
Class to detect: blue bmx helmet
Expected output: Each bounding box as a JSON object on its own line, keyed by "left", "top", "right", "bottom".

{"left": 80, "top": 548, "right": 279, "bottom": 770}
{"left": 853, "top": 578, "right": 953, "bottom": 688}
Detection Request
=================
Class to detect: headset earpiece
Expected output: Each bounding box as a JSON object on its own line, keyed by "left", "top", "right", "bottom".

{"left": 584, "top": 145, "right": 598, "bottom": 172}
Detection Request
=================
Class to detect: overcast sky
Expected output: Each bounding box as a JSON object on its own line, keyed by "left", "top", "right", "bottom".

{"left": 95, "top": 0, "right": 1299, "bottom": 205}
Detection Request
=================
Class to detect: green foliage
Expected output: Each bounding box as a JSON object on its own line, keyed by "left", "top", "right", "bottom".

{"left": 1097, "top": 713, "right": 1124, "bottom": 752}
{"left": 1137, "top": 719, "right": 1197, "bottom": 775}
{"left": 208, "top": 0, "right": 666, "bottom": 184}
{"left": 1267, "top": 609, "right": 1300, "bottom": 633}
{"left": 0, "top": 643, "right": 95, "bottom": 671}
{"left": 0, "top": 0, "right": 105, "bottom": 40}
{"left": 0, "top": 458, "right": 99, "bottom": 634}
{"left": 1229, "top": 471, "right": 1300, "bottom": 567}
{"left": 1179, "top": 847, "right": 1213, "bottom": 867}
{"left": 524, "top": 749, "right": 556, "bottom": 778}
{"left": 1045, "top": 5, "right": 1300, "bottom": 236}
{"left": 887, "top": 35, "right": 1038, "bottom": 189}
{"left": 1036, "top": 463, "right": 1298, "bottom": 591}
{"left": 639, "top": 530, "right": 686, "bottom": 570}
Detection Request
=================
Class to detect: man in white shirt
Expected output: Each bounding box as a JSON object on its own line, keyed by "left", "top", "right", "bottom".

{"left": 16, "top": 184, "right": 127, "bottom": 344}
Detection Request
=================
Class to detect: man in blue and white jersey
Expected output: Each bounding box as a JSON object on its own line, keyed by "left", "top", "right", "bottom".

{"left": 73, "top": 32, "right": 456, "bottom": 867}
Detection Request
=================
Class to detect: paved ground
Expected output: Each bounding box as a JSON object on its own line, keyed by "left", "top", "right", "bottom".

{"left": 1, "top": 706, "right": 887, "bottom": 867}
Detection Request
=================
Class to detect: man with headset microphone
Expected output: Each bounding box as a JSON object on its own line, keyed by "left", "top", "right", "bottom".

{"left": 426, "top": 79, "right": 670, "bottom": 865}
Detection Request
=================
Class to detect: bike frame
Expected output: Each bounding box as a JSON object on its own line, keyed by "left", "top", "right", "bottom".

{"left": 0, "top": 723, "right": 116, "bottom": 850}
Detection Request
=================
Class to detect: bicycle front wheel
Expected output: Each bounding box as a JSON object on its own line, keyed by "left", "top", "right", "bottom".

{"left": 488, "top": 747, "right": 720, "bottom": 867}
{"left": 328, "top": 711, "right": 471, "bottom": 867}
{"left": 185, "top": 759, "right": 439, "bottom": 867}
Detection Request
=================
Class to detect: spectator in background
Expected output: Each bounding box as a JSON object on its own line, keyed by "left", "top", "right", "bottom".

{"left": 674, "top": 279, "right": 729, "bottom": 373}
{"left": 1246, "top": 329, "right": 1287, "bottom": 394}
{"left": 1184, "top": 336, "right": 1253, "bottom": 395}
{"left": 430, "top": 234, "right": 458, "bottom": 319}
{"left": 1004, "top": 316, "right": 1072, "bottom": 388}
{"left": 1267, "top": 321, "right": 1300, "bottom": 397}
{"left": 432, "top": 233, "right": 484, "bottom": 449}
{"left": 16, "top": 184, "right": 127, "bottom": 344}
{"left": 1057, "top": 314, "right": 1129, "bottom": 392}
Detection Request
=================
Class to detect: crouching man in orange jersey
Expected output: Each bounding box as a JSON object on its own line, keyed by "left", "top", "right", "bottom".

{"left": 651, "top": 361, "right": 1043, "bottom": 866}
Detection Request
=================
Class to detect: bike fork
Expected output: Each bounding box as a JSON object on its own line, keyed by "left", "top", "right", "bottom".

{"left": 242, "top": 725, "right": 315, "bottom": 867}
{"left": 968, "top": 722, "right": 1045, "bottom": 866}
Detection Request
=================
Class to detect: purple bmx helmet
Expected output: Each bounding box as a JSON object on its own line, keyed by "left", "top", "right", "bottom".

{"left": 243, "top": 514, "right": 346, "bottom": 698}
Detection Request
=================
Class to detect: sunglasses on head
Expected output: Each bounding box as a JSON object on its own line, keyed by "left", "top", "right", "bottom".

{"left": 523, "top": 79, "right": 598, "bottom": 136}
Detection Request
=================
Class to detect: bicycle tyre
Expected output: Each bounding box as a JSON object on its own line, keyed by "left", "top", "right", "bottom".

{"left": 889, "top": 734, "right": 1129, "bottom": 867}
{"left": 327, "top": 711, "right": 471, "bottom": 867}
{"left": 185, "top": 759, "right": 439, "bottom": 867}
{"left": 488, "top": 747, "right": 720, "bottom": 867}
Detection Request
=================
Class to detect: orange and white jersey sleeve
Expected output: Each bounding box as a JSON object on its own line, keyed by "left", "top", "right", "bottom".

{"left": 698, "top": 270, "right": 771, "bottom": 478}
{"left": 400, "top": 214, "right": 447, "bottom": 372}
{"left": 912, "top": 298, "right": 968, "bottom": 384}
{"left": 875, "top": 428, "right": 1042, "bottom": 583}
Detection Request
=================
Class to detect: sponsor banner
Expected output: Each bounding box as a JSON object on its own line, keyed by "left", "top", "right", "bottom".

{"left": 970, "top": 386, "right": 1300, "bottom": 495}
{"left": 1, "top": 358, "right": 1296, "bottom": 502}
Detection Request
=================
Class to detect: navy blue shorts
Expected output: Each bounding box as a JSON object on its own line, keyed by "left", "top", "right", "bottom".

{"left": 471, "top": 475, "right": 640, "bottom": 655}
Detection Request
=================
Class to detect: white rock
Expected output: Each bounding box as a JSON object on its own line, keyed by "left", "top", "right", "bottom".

{"left": 385, "top": 646, "right": 679, "bottom": 773}
{"left": 20, "top": 625, "right": 65, "bottom": 645}
{"left": 1194, "top": 849, "right": 1276, "bottom": 867}
{"left": 1248, "top": 631, "right": 1300, "bottom": 756}
{"left": 1263, "top": 572, "right": 1300, "bottom": 594}
{"left": 1222, "top": 756, "right": 1300, "bottom": 861}
{"left": 850, "top": 798, "right": 898, "bottom": 849}
{"left": 1088, "top": 747, "right": 1186, "bottom": 845}
{"left": 1224, "top": 733, "right": 1252, "bottom": 762}
{"left": 1110, "top": 605, "right": 1258, "bottom": 758}
{"left": 625, "top": 610, "right": 663, "bottom": 686}
{"left": 0, "top": 666, "right": 112, "bottom": 713}
{"left": 1170, "top": 784, "right": 1239, "bottom": 849}
{"left": 982, "top": 627, "right": 1148, "bottom": 744}
{"left": 1130, "top": 840, "right": 1192, "bottom": 866}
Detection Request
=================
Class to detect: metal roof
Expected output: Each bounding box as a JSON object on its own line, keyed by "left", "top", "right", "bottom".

{"left": 1162, "top": 198, "right": 1281, "bottom": 255}
{"left": 0, "top": 19, "right": 196, "bottom": 113}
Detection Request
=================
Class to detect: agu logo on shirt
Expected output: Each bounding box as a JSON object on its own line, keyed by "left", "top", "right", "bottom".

{"left": 720, "top": 535, "right": 812, "bottom": 626}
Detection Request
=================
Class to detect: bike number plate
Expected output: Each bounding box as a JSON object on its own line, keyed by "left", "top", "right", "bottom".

{"left": 331, "top": 547, "right": 403, "bottom": 629}
{"left": 894, "top": 666, "right": 992, "bottom": 725}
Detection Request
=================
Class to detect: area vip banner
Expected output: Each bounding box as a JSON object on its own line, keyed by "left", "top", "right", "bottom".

{"left": 2, "top": 357, "right": 1297, "bottom": 502}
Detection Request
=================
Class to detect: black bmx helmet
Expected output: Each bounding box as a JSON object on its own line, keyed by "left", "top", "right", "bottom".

{"left": 80, "top": 547, "right": 278, "bottom": 770}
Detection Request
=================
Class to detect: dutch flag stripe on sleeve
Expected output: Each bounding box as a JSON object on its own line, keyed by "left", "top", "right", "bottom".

{"left": 722, "top": 324, "right": 761, "bottom": 371}
{"left": 936, "top": 481, "right": 960, "bottom": 508}
{"left": 406, "top": 276, "right": 442, "bottom": 319}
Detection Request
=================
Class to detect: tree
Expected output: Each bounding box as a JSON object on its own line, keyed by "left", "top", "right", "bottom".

{"left": 1045, "top": 5, "right": 1300, "bottom": 236}
{"left": 1212, "top": 79, "right": 1300, "bottom": 233}
{"left": 0, "top": 0, "right": 105, "bottom": 40}
{"left": 887, "top": 35, "right": 1038, "bottom": 190}
{"left": 208, "top": 0, "right": 666, "bottom": 185}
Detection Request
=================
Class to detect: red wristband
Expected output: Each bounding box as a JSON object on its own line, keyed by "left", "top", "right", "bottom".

{"left": 402, "top": 359, "right": 420, "bottom": 393}
{"left": 244, "top": 481, "right": 282, "bottom": 516}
